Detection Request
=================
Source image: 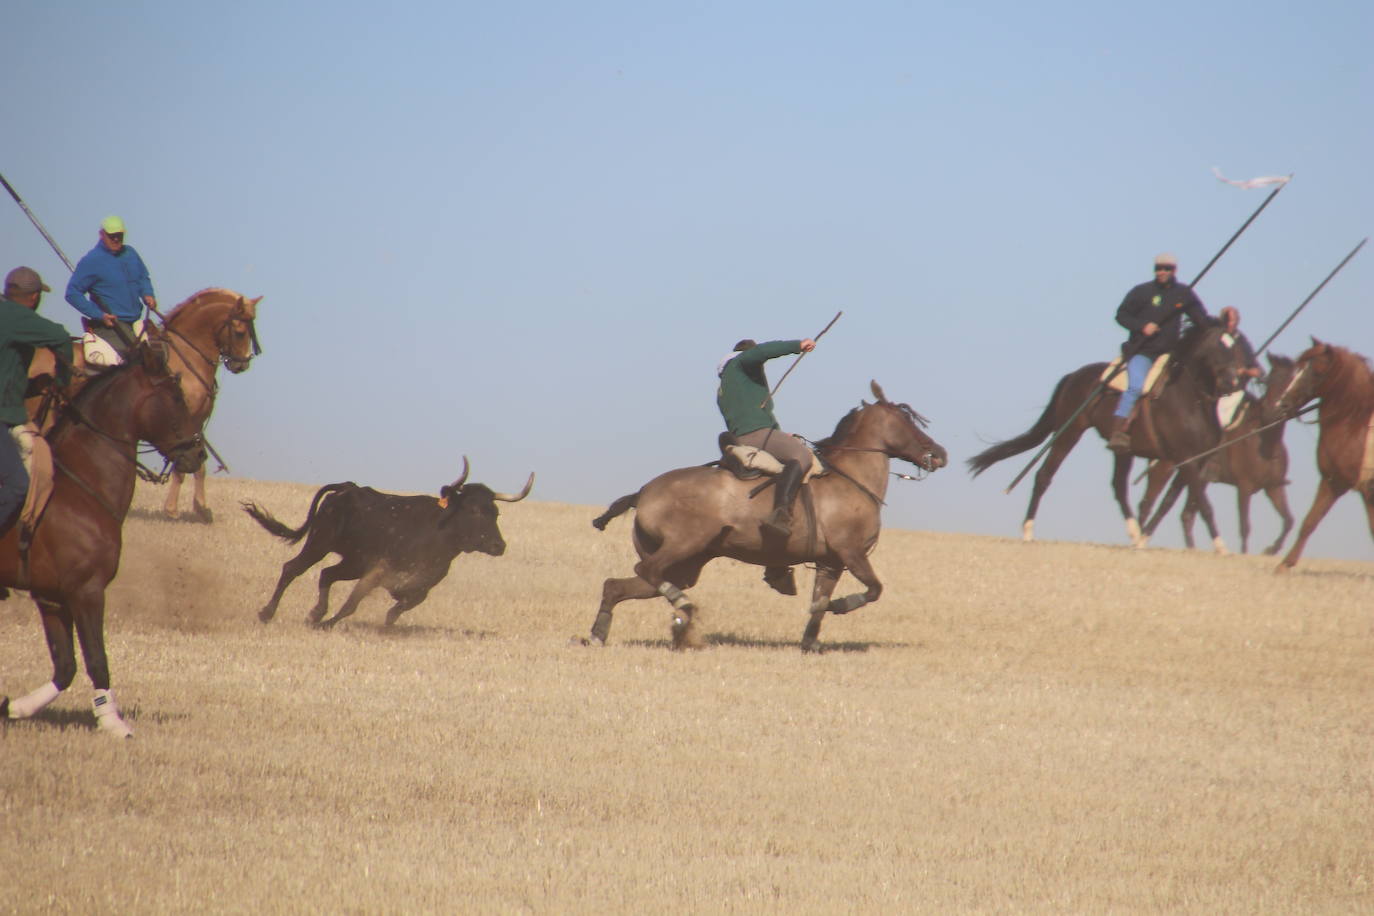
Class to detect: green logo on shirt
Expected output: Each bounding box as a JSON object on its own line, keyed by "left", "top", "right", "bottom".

{"left": 1151, "top": 295, "right": 1162, "bottom": 306}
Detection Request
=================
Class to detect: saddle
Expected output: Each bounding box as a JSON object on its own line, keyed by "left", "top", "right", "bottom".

{"left": 79, "top": 319, "right": 152, "bottom": 370}
{"left": 716, "top": 432, "right": 826, "bottom": 482}
{"left": 1101, "top": 353, "right": 1170, "bottom": 398}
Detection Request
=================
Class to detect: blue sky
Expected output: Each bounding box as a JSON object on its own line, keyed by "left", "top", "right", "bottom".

{"left": 4, "top": 1, "right": 1372, "bottom": 560}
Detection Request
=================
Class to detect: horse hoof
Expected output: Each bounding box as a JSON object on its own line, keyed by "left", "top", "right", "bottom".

{"left": 163, "top": 509, "right": 180, "bottom": 520}
{"left": 195, "top": 505, "right": 214, "bottom": 524}
{"left": 569, "top": 635, "right": 604, "bottom": 648}
{"left": 0, "top": 697, "right": 9, "bottom": 719}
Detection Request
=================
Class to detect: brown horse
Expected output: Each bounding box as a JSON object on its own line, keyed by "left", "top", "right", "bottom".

{"left": 1143, "top": 353, "right": 1297, "bottom": 554}
{"left": 1, "top": 352, "right": 206, "bottom": 737}
{"left": 151, "top": 288, "right": 262, "bottom": 521}
{"left": 1267, "top": 339, "right": 1374, "bottom": 572}
{"left": 968, "top": 323, "right": 1245, "bottom": 549}
{"left": 585, "top": 381, "right": 947, "bottom": 652}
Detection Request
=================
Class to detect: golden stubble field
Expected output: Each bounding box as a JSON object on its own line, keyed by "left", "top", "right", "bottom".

{"left": 2, "top": 476, "right": 1371, "bottom": 913}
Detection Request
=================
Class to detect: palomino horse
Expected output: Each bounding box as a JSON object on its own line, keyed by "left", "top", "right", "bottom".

{"left": 1, "top": 352, "right": 206, "bottom": 737}
{"left": 150, "top": 288, "right": 262, "bottom": 521}
{"left": 1267, "top": 339, "right": 1374, "bottom": 573}
{"left": 968, "top": 323, "right": 1245, "bottom": 550}
{"left": 585, "top": 381, "right": 947, "bottom": 652}
{"left": 1142, "top": 353, "right": 1297, "bottom": 555}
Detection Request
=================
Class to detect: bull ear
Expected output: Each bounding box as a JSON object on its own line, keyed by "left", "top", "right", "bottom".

{"left": 870, "top": 380, "right": 887, "bottom": 403}
{"left": 493, "top": 472, "right": 535, "bottom": 503}
{"left": 444, "top": 456, "right": 470, "bottom": 494}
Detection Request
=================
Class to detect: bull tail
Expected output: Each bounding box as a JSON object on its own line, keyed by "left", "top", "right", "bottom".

{"left": 966, "top": 372, "right": 1080, "bottom": 478}
{"left": 242, "top": 482, "right": 357, "bottom": 544}
{"left": 592, "top": 491, "right": 640, "bottom": 530}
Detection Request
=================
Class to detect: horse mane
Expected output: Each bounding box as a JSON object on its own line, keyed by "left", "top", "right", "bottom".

{"left": 1319, "top": 345, "right": 1374, "bottom": 417}
{"left": 814, "top": 400, "right": 928, "bottom": 456}
{"left": 48, "top": 362, "right": 141, "bottom": 440}
{"left": 164, "top": 288, "right": 239, "bottom": 323}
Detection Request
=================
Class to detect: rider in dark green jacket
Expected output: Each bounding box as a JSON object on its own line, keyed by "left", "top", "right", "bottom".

{"left": 0, "top": 267, "right": 74, "bottom": 525}
{"left": 716, "top": 336, "right": 816, "bottom": 537}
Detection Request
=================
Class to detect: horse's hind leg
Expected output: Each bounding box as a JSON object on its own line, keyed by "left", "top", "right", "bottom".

{"left": 1023, "top": 427, "right": 1088, "bottom": 541}
{"left": 5, "top": 598, "right": 74, "bottom": 720}
{"left": 587, "top": 556, "right": 708, "bottom": 649}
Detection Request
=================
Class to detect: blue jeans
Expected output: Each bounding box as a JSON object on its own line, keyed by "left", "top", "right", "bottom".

{"left": 1114, "top": 354, "right": 1153, "bottom": 418}
{"left": 0, "top": 424, "right": 29, "bottom": 524}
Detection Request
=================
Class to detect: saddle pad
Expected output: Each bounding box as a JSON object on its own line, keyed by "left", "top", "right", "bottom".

{"left": 1102, "top": 353, "right": 1170, "bottom": 397}
{"left": 81, "top": 319, "right": 148, "bottom": 368}
{"left": 724, "top": 445, "right": 825, "bottom": 481}
{"left": 1216, "top": 392, "right": 1246, "bottom": 430}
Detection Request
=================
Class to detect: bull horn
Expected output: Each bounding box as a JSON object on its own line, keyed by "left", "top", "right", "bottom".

{"left": 493, "top": 472, "right": 535, "bottom": 503}
{"left": 447, "top": 456, "right": 470, "bottom": 492}
{"left": 870, "top": 380, "right": 888, "bottom": 403}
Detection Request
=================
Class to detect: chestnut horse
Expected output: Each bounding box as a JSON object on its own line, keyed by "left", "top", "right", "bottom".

{"left": 1142, "top": 353, "right": 1297, "bottom": 554}
{"left": 586, "top": 381, "right": 947, "bottom": 652}
{"left": 150, "top": 288, "right": 262, "bottom": 521}
{"left": 1268, "top": 339, "right": 1374, "bottom": 572}
{"left": 1, "top": 352, "right": 206, "bottom": 737}
{"left": 968, "top": 324, "right": 1245, "bottom": 550}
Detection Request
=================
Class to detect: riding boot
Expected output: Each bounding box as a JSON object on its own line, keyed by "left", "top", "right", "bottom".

{"left": 763, "top": 565, "right": 798, "bottom": 595}
{"left": 1107, "top": 415, "right": 1132, "bottom": 452}
{"left": 762, "top": 459, "right": 804, "bottom": 537}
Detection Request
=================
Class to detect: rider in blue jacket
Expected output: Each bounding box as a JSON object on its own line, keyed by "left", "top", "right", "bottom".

{"left": 65, "top": 215, "right": 157, "bottom": 358}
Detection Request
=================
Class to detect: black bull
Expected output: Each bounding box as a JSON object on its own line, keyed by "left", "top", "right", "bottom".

{"left": 244, "top": 460, "right": 534, "bottom": 628}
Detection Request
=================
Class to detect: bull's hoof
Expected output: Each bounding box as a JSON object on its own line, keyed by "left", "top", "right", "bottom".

{"left": 801, "top": 640, "right": 824, "bottom": 654}
{"left": 569, "top": 635, "right": 604, "bottom": 648}
{"left": 257, "top": 608, "right": 274, "bottom": 623}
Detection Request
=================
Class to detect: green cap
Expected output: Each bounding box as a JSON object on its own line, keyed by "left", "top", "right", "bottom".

{"left": 101, "top": 215, "right": 126, "bottom": 235}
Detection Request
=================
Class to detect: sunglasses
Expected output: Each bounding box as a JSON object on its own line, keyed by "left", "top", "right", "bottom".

{"left": 1153, "top": 264, "right": 1175, "bottom": 271}
{"left": 106, "top": 232, "right": 124, "bottom": 243}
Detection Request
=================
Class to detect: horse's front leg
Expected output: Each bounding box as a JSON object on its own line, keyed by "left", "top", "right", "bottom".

{"left": 163, "top": 469, "right": 185, "bottom": 518}
{"left": 801, "top": 565, "right": 842, "bottom": 653}
{"left": 70, "top": 586, "right": 132, "bottom": 737}
{"left": 4, "top": 598, "right": 74, "bottom": 720}
{"left": 192, "top": 464, "right": 212, "bottom": 522}
{"left": 1179, "top": 465, "right": 1228, "bottom": 554}
{"left": 1277, "top": 478, "right": 1345, "bottom": 573}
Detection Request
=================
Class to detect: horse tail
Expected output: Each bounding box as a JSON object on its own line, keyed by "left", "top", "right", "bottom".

{"left": 592, "top": 491, "right": 640, "bottom": 530}
{"left": 966, "top": 372, "right": 1079, "bottom": 477}
{"left": 242, "top": 482, "right": 358, "bottom": 543}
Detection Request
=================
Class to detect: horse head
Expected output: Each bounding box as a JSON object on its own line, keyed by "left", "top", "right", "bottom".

{"left": 863, "top": 380, "right": 948, "bottom": 472}
{"left": 131, "top": 356, "right": 207, "bottom": 474}
{"left": 1271, "top": 337, "right": 1333, "bottom": 420}
{"left": 217, "top": 294, "right": 263, "bottom": 374}
{"left": 1182, "top": 324, "right": 1246, "bottom": 398}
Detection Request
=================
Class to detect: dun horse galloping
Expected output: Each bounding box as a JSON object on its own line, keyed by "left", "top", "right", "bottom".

{"left": 151, "top": 288, "right": 262, "bottom": 521}
{"left": 1, "top": 352, "right": 206, "bottom": 737}
{"left": 1268, "top": 339, "right": 1374, "bottom": 572}
{"left": 586, "top": 381, "right": 947, "bottom": 652}
{"left": 968, "top": 324, "right": 1245, "bottom": 549}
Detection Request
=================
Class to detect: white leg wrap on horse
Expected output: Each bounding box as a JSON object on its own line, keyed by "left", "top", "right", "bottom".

{"left": 7, "top": 681, "right": 60, "bottom": 718}
{"left": 93, "top": 689, "right": 133, "bottom": 738}
{"left": 1213, "top": 536, "right": 1229, "bottom": 555}
{"left": 657, "top": 582, "right": 693, "bottom": 610}
{"left": 1022, "top": 520, "right": 1035, "bottom": 542}
{"left": 1125, "top": 517, "right": 1142, "bottom": 544}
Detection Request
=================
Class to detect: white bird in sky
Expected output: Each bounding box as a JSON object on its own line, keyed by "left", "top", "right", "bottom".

{"left": 1212, "top": 167, "right": 1291, "bottom": 189}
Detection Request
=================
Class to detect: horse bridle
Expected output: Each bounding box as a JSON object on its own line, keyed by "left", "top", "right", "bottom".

{"left": 150, "top": 301, "right": 261, "bottom": 394}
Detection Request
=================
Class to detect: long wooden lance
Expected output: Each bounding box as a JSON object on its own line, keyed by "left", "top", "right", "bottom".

{"left": 759, "top": 310, "right": 843, "bottom": 408}
{"left": 1132, "top": 237, "right": 1366, "bottom": 485}
{"left": 1002, "top": 177, "right": 1290, "bottom": 495}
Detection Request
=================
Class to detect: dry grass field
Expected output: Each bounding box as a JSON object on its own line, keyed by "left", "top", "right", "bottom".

{"left": 2, "top": 475, "right": 1372, "bottom": 913}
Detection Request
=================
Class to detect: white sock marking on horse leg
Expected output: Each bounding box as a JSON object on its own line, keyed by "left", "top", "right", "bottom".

{"left": 1125, "top": 517, "right": 1144, "bottom": 547}
{"left": 7, "top": 681, "right": 60, "bottom": 718}
{"left": 1022, "top": 519, "right": 1035, "bottom": 542}
{"left": 93, "top": 689, "right": 133, "bottom": 738}
{"left": 1213, "top": 536, "right": 1230, "bottom": 556}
